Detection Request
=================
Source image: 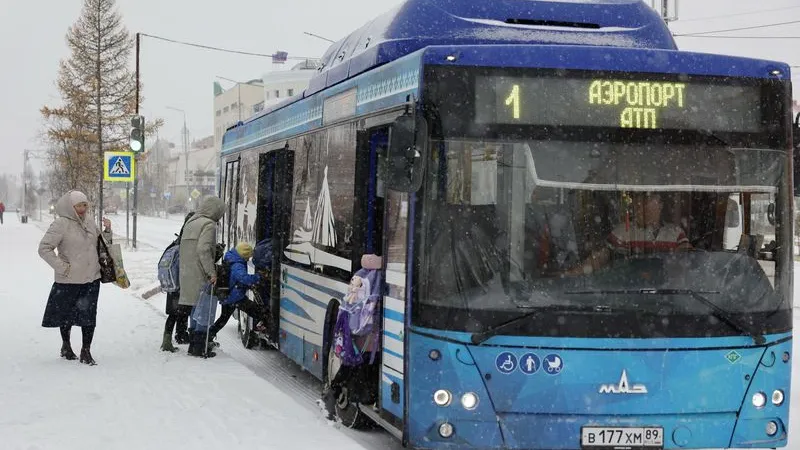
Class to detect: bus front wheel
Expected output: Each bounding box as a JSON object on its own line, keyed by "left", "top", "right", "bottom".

{"left": 326, "top": 344, "right": 371, "bottom": 429}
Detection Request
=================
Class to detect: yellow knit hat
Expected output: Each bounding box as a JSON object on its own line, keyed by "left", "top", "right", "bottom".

{"left": 236, "top": 242, "right": 254, "bottom": 260}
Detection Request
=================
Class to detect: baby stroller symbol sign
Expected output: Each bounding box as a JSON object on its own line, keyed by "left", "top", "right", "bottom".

{"left": 495, "top": 352, "right": 517, "bottom": 374}
{"left": 543, "top": 354, "right": 564, "bottom": 375}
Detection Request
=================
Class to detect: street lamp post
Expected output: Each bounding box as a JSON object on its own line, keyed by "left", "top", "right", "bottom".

{"left": 216, "top": 76, "right": 247, "bottom": 122}
{"left": 166, "top": 106, "right": 189, "bottom": 209}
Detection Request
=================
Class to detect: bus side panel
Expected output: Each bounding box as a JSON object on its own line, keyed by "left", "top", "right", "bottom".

{"left": 381, "top": 190, "right": 410, "bottom": 423}
{"left": 279, "top": 265, "right": 347, "bottom": 379}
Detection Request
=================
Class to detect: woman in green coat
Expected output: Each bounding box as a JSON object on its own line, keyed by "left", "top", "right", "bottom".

{"left": 178, "top": 196, "right": 225, "bottom": 356}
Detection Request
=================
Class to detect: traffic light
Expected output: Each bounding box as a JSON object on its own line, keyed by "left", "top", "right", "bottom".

{"left": 130, "top": 115, "right": 145, "bottom": 152}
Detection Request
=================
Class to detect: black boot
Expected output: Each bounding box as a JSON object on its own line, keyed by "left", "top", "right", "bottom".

{"left": 175, "top": 331, "right": 190, "bottom": 345}
{"left": 79, "top": 348, "right": 97, "bottom": 366}
{"left": 188, "top": 332, "right": 215, "bottom": 358}
{"left": 60, "top": 343, "right": 77, "bottom": 361}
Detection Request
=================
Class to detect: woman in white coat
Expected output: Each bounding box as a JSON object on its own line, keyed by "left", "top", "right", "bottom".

{"left": 38, "top": 191, "right": 112, "bottom": 365}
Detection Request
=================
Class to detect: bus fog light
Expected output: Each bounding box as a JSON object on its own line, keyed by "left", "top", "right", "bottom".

{"left": 771, "top": 390, "right": 785, "bottom": 406}
{"left": 766, "top": 421, "right": 778, "bottom": 436}
{"left": 752, "top": 392, "right": 767, "bottom": 408}
{"left": 461, "top": 392, "right": 479, "bottom": 410}
{"left": 433, "top": 389, "right": 452, "bottom": 407}
{"left": 438, "top": 422, "right": 454, "bottom": 438}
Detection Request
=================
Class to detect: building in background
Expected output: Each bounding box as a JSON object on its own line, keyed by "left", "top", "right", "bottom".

{"left": 164, "top": 135, "right": 217, "bottom": 212}
{"left": 262, "top": 59, "right": 320, "bottom": 108}
{"left": 214, "top": 79, "right": 265, "bottom": 154}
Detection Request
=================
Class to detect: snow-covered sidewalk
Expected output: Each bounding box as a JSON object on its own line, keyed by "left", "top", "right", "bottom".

{"left": 0, "top": 215, "right": 366, "bottom": 450}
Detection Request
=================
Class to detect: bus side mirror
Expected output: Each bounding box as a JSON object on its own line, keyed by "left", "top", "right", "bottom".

{"left": 793, "top": 113, "right": 800, "bottom": 197}
{"left": 386, "top": 114, "right": 427, "bottom": 192}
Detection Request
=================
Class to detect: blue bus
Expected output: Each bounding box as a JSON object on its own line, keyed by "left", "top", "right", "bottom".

{"left": 220, "top": 1, "right": 797, "bottom": 448}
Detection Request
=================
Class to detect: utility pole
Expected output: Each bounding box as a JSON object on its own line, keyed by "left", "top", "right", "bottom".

{"left": 21, "top": 150, "right": 28, "bottom": 224}
{"left": 132, "top": 32, "right": 140, "bottom": 249}
{"left": 167, "top": 106, "right": 188, "bottom": 209}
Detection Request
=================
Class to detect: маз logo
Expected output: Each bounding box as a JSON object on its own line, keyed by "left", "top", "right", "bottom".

{"left": 599, "top": 370, "right": 648, "bottom": 394}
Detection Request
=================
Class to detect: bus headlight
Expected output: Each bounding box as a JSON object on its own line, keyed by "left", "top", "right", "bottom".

{"left": 752, "top": 392, "right": 767, "bottom": 408}
{"left": 438, "top": 422, "right": 454, "bottom": 438}
{"left": 461, "top": 392, "right": 479, "bottom": 410}
{"left": 766, "top": 421, "right": 778, "bottom": 436}
{"left": 433, "top": 389, "right": 452, "bottom": 407}
{"left": 771, "top": 390, "right": 785, "bottom": 406}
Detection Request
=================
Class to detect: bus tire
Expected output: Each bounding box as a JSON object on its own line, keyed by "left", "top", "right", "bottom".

{"left": 323, "top": 300, "right": 371, "bottom": 430}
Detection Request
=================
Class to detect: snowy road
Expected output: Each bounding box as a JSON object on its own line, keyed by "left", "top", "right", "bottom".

{"left": 3, "top": 212, "right": 797, "bottom": 450}
{"left": 0, "top": 215, "right": 376, "bottom": 450}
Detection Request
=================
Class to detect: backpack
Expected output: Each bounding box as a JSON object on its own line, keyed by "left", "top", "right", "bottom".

{"left": 253, "top": 238, "right": 273, "bottom": 270}
{"left": 157, "top": 244, "right": 181, "bottom": 293}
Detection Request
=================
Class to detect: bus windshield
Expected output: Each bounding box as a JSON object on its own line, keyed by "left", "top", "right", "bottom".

{"left": 413, "top": 138, "right": 793, "bottom": 339}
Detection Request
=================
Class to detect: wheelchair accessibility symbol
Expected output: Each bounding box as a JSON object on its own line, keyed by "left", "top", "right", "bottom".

{"left": 495, "top": 352, "right": 517, "bottom": 374}
{"left": 543, "top": 354, "right": 564, "bottom": 375}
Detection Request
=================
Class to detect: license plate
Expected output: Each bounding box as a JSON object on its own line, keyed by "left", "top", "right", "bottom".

{"left": 581, "top": 427, "right": 663, "bottom": 449}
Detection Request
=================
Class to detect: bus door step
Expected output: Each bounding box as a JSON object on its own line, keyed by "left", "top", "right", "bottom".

{"left": 358, "top": 404, "right": 403, "bottom": 440}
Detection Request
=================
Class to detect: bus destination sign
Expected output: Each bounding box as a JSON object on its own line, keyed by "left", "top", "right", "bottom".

{"left": 474, "top": 75, "right": 763, "bottom": 133}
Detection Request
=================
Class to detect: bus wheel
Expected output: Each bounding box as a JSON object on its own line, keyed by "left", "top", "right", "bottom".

{"left": 326, "top": 345, "right": 371, "bottom": 429}
{"left": 238, "top": 312, "right": 257, "bottom": 349}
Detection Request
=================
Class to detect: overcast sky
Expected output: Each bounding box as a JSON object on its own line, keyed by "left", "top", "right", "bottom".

{"left": 0, "top": 0, "right": 798, "bottom": 177}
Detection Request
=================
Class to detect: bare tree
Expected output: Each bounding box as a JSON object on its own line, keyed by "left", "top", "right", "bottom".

{"left": 40, "top": 0, "right": 160, "bottom": 226}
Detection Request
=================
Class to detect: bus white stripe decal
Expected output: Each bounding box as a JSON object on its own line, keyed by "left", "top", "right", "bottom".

{"left": 383, "top": 365, "right": 403, "bottom": 379}
{"left": 384, "top": 318, "right": 404, "bottom": 336}
{"left": 383, "top": 353, "right": 404, "bottom": 374}
{"left": 383, "top": 335, "right": 404, "bottom": 356}
{"left": 285, "top": 266, "right": 349, "bottom": 293}
{"left": 384, "top": 296, "right": 405, "bottom": 313}
{"left": 279, "top": 319, "right": 324, "bottom": 347}
{"left": 385, "top": 270, "right": 405, "bottom": 286}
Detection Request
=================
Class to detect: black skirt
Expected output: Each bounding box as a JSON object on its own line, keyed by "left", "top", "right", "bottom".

{"left": 42, "top": 280, "right": 100, "bottom": 328}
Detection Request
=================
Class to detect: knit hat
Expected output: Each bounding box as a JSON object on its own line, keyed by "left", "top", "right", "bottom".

{"left": 236, "top": 242, "right": 254, "bottom": 260}
{"left": 69, "top": 191, "right": 89, "bottom": 206}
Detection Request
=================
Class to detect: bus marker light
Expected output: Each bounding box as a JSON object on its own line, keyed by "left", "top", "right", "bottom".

{"left": 461, "top": 392, "right": 479, "bottom": 410}
{"left": 782, "top": 352, "right": 790, "bottom": 363}
{"left": 429, "top": 349, "right": 441, "bottom": 361}
{"left": 752, "top": 392, "right": 767, "bottom": 408}
{"left": 771, "top": 390, "right": 784, "bottom": 406}
{"left": 434, "top": 389, "right": 452, "bottom": 407}
{"left": 438, "top": 422, "right": 454, "bottom": 438}
{"left": 766, "top": 421, "right": 778, "bottom": 436}
{"left": 446, "top": 55, "right": 457, "bottom": 62}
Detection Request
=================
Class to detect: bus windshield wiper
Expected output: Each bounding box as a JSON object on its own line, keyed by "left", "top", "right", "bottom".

{"left": 469, "top": 305, "right": 604, "bottom": 345}
{"left": 470, "top": 310, "right": 540, "bottom": 345}
{"left": 566, "top": 289, "right": 766, "bottom": 345}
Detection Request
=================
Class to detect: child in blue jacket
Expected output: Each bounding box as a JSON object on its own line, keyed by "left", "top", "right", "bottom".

{"left": 208, "top": 243, "right": 270, "bottom": 340}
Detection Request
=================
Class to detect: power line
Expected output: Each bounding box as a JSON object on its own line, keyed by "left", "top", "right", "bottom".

{"left": 138, "top": 33, "right": 318, "bottom": 61}
{"left": 675, "top": 35, "right": 800, "bottom": 39}
{"left": 677, "top": 6, "right": 800, "bottom": 23}
{"left": 674, "top": 19, "right": 800, "bottom": 37}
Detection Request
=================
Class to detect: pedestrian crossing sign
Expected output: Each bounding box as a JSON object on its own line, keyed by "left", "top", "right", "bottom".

{"left": 103, "top": 151, "right": 136, "bottom": 182}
